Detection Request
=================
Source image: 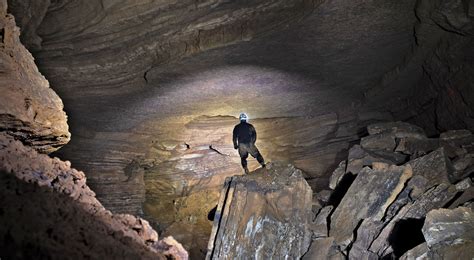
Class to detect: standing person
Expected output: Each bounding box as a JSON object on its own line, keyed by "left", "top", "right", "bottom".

{"left": 233, "top": 113, "right": 265, "bottom": 174}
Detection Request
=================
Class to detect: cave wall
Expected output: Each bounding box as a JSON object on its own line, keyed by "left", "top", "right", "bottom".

{"left": 5, "top": 0, "right": 474, "bottom": 256}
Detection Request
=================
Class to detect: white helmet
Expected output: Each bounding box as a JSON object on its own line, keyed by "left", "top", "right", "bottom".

{"left": 239, "top": 113, "right": 248, "bottom": 122}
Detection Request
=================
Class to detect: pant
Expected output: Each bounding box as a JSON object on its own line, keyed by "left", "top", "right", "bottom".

{"left": 238, "top": 143, "right": 265, "bottom": 169}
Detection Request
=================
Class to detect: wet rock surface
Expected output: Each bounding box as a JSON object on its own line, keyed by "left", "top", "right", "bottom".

{"left": 0, "top": 2, "right": 69, "bottom": 153}
{"left": 206, "top": 163, "right": 313, "bottom": 259}
{"left": 306, "top": 122, "right": 474, "bottom": 259}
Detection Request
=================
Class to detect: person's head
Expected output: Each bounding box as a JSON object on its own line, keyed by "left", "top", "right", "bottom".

{"left": 239, "top": 113, "right": 248, "bottom": 123}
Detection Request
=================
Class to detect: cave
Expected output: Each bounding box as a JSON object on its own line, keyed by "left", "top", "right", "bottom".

{"left": 1, "top": 0, "right": 473, "bottom": 259}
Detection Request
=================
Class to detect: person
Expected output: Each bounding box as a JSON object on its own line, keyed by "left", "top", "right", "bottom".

{"left": 233, "top": 113, "right": 265, "bottom": 174}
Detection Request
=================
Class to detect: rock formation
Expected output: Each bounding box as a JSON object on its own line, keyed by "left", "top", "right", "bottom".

{"left": 206, "top": 163, "right": 313, "bottom": 259}
{"left": 0, "top": 1, "right": 69, "bottom": 153}
{"left": 0, "top": 2, "right": 187, "bottom": 258}
{"left": 303, "top": 121, "right": 474, "bottom": 259}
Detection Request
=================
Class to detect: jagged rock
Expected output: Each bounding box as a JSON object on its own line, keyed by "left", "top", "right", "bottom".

{"left": 302, "top": 237, "right": 345, "bottom": 260}
{"left": 456, "top": 178, "right": 473, "bottom": 191}
{"left": 206, "top": 163, "right": 312, "bottom": 259}
{"left": 153, "top": 236, "right": 189, "bottom": 260}
{"left": 312, "top": 206, "right": 333, "bottom": 238}
{"left": 346, "top": 145, "right": 407, "bottom": 174}
{"left": 367, "top": 122, "right": 426, "bottom": 139}
{"left": 422, "top": 207, "right": 474, "bottom": 259}
{"left": 315, "top": 189, "right": 332, "bottom": 205}
{"left": 408, "top": 148, "right": 453, "bottom": 186}
{"left": 400, "top": 243, "right": 428, "bottom": 260}
{"left": 0, "top": 2, "right": 70, "bottom": 153}
{"left": 0, "top": 133, "right": 188, "bottom": 259}
{"left": 360, "top": 132, "right": 397, "bottom": 151}
{"left": 330, "top": 164, "right": 412, "bottom": 249}
{"left": 329, "top": 160, "right": 347, "bottom": 190}
{"left": 368, "top": 183, "right": 458, "bottom": 257}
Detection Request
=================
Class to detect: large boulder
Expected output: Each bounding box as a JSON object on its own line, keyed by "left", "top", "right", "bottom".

{"left": 0, "top": 1, "right": 70, "bottom": 153}
{"left": 206, "top": 163, "right": 313, "bottom": 259}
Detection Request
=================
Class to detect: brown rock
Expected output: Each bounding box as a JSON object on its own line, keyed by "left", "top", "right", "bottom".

{"left": 400, "top": 243, "right": 428, "bottom": 260}
{"left": 206, "top": 163, "right": 313, "bottom": 259}
{"left": 312, "top": 206, "right": 333, "bottom": 238}
{"left": 422, "top": 207, "right": 474, "bottom": 259}
{"left": 330, "top": 164, "right": 412, "bottom": 248}
{"left": 302, "top": 237, "right": 345, "bottom": 260}
{"left": 346, "top": 145, "right": 407, "bottom": 174}
{"left": 0, "top": 3, "right": 70, "bottom": 153}
{"left": 395, "top": 137, "right": 439, "bottom": 158}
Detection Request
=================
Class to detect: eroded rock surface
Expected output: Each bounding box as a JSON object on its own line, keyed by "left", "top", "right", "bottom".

{"left": 206, "top": 163, "right": 312, "bottom": 259}
{"left": 307, "top": 122, "right": 474, "bottom": 259}
{"left": 0, "top": 2, "right": 69, "bottom": 153}
{"left": 0, "top": 133, "right": 188, "bottom": 259}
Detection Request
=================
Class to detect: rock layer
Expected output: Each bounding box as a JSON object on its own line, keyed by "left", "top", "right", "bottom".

{"left": 206, "top": 163, "right": 313, "bottom": 259}
{"left": 0, "top": 1, "right": 69, "bottom": 153}
{"left": 0, "top": 132, "right": 188, "bottom": 259}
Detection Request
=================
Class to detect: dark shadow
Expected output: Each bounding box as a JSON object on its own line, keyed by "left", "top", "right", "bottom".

{"left": 327, "top": 173, "right": 356, "bottom": 208}
{"left": 207, "top": 205, "right": 218, "bottom": 221}
{"left": 387, "top": 218, "right": 425, "bottom": 257}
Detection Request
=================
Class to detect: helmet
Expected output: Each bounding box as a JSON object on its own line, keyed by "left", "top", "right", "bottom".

{"left": 239, "top": 113, "right": 248, "bottom": 122}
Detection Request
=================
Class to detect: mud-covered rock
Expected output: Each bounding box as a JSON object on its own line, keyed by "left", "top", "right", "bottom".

{"left": 206, "top": 163, "right": 312, "bottom": 259}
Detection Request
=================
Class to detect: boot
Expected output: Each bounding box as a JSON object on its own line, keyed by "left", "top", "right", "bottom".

{"left": 243, "top": 167, "right": 250, "bottom": 174}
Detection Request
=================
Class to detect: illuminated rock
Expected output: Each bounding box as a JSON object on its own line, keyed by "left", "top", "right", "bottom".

{"left": 206, "top": 163, "right": 312, "bottom": 259}
{"left": 0, "top": 2, "right": 69, "bottom": 153}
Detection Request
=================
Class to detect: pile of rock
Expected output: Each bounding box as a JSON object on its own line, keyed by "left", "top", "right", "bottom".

{"left": 206, "top": 163, "right": 313, "bottom": 259}
{"left": 306, "top": 122, "right": 473, "bottom": 259}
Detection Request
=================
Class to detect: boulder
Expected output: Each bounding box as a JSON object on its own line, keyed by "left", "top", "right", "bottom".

{"left": 0, "top": 4, "right": 70, "bottom": 153}
{"left": 367, "top": 122, "right": 426, "bottom": 139}
{"left": 422, "top": 207, "right": 474, "bottom": 259}
{"left": 312, "top": 206, "right": 333, "bottom": 238}
{"left": 302, "top": 237, "right": 345, "bottom": 260}
{"left": 395, "top": 137, "right": 439, "bottom": 158}
{"left": 408, "top": 148, "right": 453, "bottom": 186}
{"left": 440, "top": 130, "right": 472, "bottom": 140}
{"left": 206, "top": 163, "right": 313, "bottom": 260}
{"left": 346, "top": 145, "right": 407, "bottom": 174}
{"left": 360, "top": 132, "right": 397, "bottom": 151}
{"left": 330, "top": 164, "right": 412, "bottom": 248}
{"left": 399, "top": 243, "right": 428, "bottom": 260}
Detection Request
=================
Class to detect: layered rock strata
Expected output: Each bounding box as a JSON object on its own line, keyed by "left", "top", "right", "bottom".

{"left": 0, "top": 132, "right": 188, "bottom": 259}
{"left": 304, "top": 122, "right": 474, "bottom": 259}
{"left": 206, "top": 163, "right": 313, "bottom": 259}
{"left": 0, "top": 1, "right": 69, "bottom": 153}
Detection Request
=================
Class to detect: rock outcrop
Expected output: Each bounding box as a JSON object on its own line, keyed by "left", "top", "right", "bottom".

{"left": 305, "top": 122, "right": 474, "bottom": 259}
{"left": 0, "top": 132, "right": 188, "bottom": 259}
{"left": 0, "top": 1, "right": 69, "bottom": 153}
{"left": 206, "top": 163, "right": 313, "bottom": 259}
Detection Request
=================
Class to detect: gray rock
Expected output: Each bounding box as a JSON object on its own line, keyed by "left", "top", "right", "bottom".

{"left": 346, "top": 145, "right": 407, "bottom": 174}
{"left": 316, "top": 189, "right": 333, "bottom": 205}
{"left": 422, "top": 207, "right": 474, "bottom": 259}
{"left": 456, "top": 178, "right": 473, "bottom": 191}
{"left": 440, "top": 130, "right": 472, "bottom": 140}
{"left": 330, "top": 164, "right": 412, "bottom": 248}
{"left": 302, "top": 237, "right": 345, "bottom": 260}
{"left": 360, "top": 133, "right": 397, "bottom": 151}
{"left": 312, "top": 206, "right": 333, "bottom": 238}
{"left": 206, "top": 163, "right": 313, "bottom": 260}
{"left": 367, "top": 122, "right": 426, "bottom": 139}
{"left": 408, "top": 148, "right": 453, "bottom": 186}
{"left": 400, "top": 243, "right": 428, "bottom": 260}
{"left": 395, "top": 137, "right": 439, "bottom": 158}
{"left": 329, "top": 160, "right": 347, "bottom": 190}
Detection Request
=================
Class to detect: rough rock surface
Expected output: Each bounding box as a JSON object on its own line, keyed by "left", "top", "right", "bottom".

{"left": 0, "top": 133, "right": 188, "bottom": 259}
{"left": 206, "top": 163, "right": 312, "bottom": 259}
{"left": 0, "top": 1, "right": 69, "bottom": 153}
{"left": 306, "top": 122, "right": 474, "bottom": 258}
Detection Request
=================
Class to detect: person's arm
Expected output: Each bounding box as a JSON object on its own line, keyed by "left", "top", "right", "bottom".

{"left": 233, "top": 126, "right": 239, "bottom": 149}
{"left": 250, "top": 125, "right": 257, "bottom": 144}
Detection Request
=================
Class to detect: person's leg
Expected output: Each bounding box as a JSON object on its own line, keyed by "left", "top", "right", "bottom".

{"left": 249, "top": 143, "right": 265, "bottom": 167}
{"left": 238, "top": 144, "right": 250, "bottom": 174}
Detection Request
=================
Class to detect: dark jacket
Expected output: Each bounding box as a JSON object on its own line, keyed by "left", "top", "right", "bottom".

{"left": 233, "top": 121, "right": 257, "bottom": 147}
